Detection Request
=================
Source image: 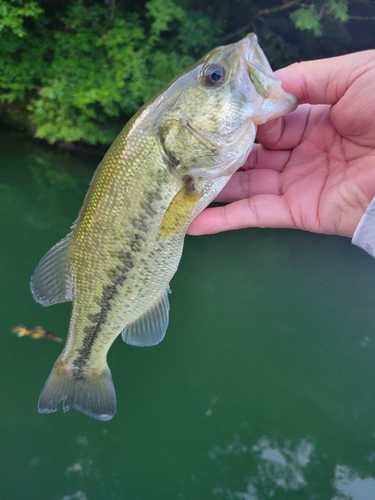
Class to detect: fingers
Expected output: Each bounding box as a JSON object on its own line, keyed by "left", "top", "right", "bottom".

{"left": 243, "top": 144, "right": 292, "bottom": 171}
{"left": 275, "top": 50, "right": 375, "bottom": 106}
{"left": 215, "top": 168, "right": 281, "bottom": 203}
{"left": 255, "top": 51, "right": 375, "bottom": 150}
{"left": 188, "top": 195, "right": 295, "bottom": 235}
{"left": 253, "top": 104, "right": 312, "bottom": 151}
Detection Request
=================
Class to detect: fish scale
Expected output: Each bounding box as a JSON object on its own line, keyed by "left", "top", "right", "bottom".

{"left": 31, "top": 33, "right": 298, "bottom": 420}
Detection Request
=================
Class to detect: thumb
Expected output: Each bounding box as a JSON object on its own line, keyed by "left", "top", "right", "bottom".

{"left": 275, "top": 50, "right": 375, "bottom": 106}
{"left": 255, "top": 50, "right": 375, "bottom": 149}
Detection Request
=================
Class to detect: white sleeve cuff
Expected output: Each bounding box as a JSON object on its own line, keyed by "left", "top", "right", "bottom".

{"left": 352, "top": 196, "right": 375, "bottom": 257}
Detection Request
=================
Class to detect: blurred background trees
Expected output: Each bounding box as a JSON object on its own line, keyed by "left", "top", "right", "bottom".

{"left": 0, "top": 0, "right": 374, "bottom": 146}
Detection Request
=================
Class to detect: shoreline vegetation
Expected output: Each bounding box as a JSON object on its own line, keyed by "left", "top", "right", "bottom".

{"left": 1, "top": 0, "right": 374, "bottom": 151}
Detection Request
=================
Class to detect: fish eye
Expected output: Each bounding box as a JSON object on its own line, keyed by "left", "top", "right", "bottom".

{"left": 202, "top": 64, "right": 226, "bottom": 87}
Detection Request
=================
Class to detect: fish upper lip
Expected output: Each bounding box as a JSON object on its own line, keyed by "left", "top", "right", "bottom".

{"left": 244, "top": 59, "right": 299, "bottom": 109}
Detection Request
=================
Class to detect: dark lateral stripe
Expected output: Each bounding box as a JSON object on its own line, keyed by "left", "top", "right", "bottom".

{"left": 71, "top": 175, "right": 171, "bottom": 374}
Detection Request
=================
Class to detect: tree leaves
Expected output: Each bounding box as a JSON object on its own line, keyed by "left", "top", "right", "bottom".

{"left": 290, "top": 0, "right": 349, "bottom": 36}
{"left": 0, "top": 0, "right": 371, "bottom": 146}
{"left": 0, "top": 0, "right": 223, "bottom": 144}
{"left": 290, "top": 7, "right": 323, "bottom": 36}
{"left": 0, "top": 0, "right": 42, "bottom": 37}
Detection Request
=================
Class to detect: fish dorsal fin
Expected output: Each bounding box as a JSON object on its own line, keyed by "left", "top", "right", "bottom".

{"left": 30, "top": 234, "right": 73, "bottom": 306}
{"left": 122, "top": 288, "right": 170, "bottom": 346}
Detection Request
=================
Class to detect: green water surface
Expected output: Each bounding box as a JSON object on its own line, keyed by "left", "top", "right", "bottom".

{"left": 1, "top": 129, "right": 375, "bottom": 500}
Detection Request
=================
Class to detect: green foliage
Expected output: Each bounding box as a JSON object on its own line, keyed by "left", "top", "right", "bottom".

{"left": 290, "top": 0, "right": 348, "bottom": 36}
{"left": 290, "top": 7, "right": 323, "bottom": 36}
{"left": 328, "top": 0, "right": 348, "bottom": 22}
{"left": 0, "top": 0, "right": 42, "bottom": 37}
{"left": 0, "top": 0, "right": 372, "bottom": 146}
{"left": 0, "top": 0, "right": 221, "bottom": 144}
{"left": 30, "top": 4, "right": 127, "bottom": 144}
{"left": 146, "top": 0, "right": 186, "bottom": 35}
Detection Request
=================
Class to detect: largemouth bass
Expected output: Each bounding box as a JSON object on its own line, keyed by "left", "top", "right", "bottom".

{"left": 31, "top": 34, "right": 298, "bottom": 421}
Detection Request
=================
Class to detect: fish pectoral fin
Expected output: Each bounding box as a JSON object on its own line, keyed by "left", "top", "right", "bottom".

{"left": 38, "top": 362, "right": 116, "bottom": 421}
{"left": 122, "top": 288, "right": 170, "bottom": 346}
{"left": 30, "top": 233, "right": 73, "bottom": 306}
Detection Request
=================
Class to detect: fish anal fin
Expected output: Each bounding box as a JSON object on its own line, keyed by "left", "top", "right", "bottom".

{"left": 122, "top": 288, "right": 170, "bottom": 346}
{"left": 30, "top": 234, "right": 73, "bottom": 306}
{"left": 38, "top": 362, "right": 116, "bottom": 421}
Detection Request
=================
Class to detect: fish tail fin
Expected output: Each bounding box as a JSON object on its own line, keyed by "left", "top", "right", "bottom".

{"left": 38, "top": 362, "right": 116, "bottom": 421}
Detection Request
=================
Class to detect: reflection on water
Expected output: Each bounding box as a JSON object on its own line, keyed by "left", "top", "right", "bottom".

{"left": 252, "top": 437, "right": 314, "bottom": 492}
{"left": 333, "top": 465, "right": 375, "bottom": 500}
{"left": 360, "top": 335, "right": 371, "bottom": 348}
{"left": 59, "top": 493, "right": 87, "bottom": 500}
{"left": 210, "top": 433, "right": 375, "bottom": 500}
{"left": 30, "top": 155, "right": 79, "bottom": 191}
{"left": 211, "top": 434, "right": 315, "bottom": 499}
{"left": 30, "top": 426, "right": 375, "bottom": 500}
{"left": 44, "top": 429, "right": 125, "bottom": 500}
{"left": 205, "top": 395, "right": 219, "bottom": 417}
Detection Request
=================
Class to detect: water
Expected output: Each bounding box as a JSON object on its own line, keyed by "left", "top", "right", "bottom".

{"left": 1, "top": 128, "right": 375, "bottom": 500}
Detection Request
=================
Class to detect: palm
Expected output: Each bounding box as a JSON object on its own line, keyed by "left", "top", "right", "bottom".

{"left": 189, "top": 51, "right": 375, "bottom": 238}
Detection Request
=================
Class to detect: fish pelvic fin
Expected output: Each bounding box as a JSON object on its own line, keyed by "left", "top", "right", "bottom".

{"left": 38, "top": 362, "right": 116, "bottom": 421}
{"left": 31, "top": 233, "right": 73, "bottom": 306}
{"left": 122, "top": 287, "right": 170, "bottom": 346}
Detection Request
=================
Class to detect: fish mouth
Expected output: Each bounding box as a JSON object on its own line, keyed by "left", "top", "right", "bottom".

{"left": 241, "top": 34, "right": 299, "bottom": 123}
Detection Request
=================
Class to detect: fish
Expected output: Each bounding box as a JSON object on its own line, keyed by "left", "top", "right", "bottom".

{"left": 31, "top": 33, "right": 298, "bottom": 421}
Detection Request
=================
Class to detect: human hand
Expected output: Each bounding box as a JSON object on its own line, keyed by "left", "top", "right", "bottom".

{"left": 188, "top": 50, "right": 375, "bottom": 238}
